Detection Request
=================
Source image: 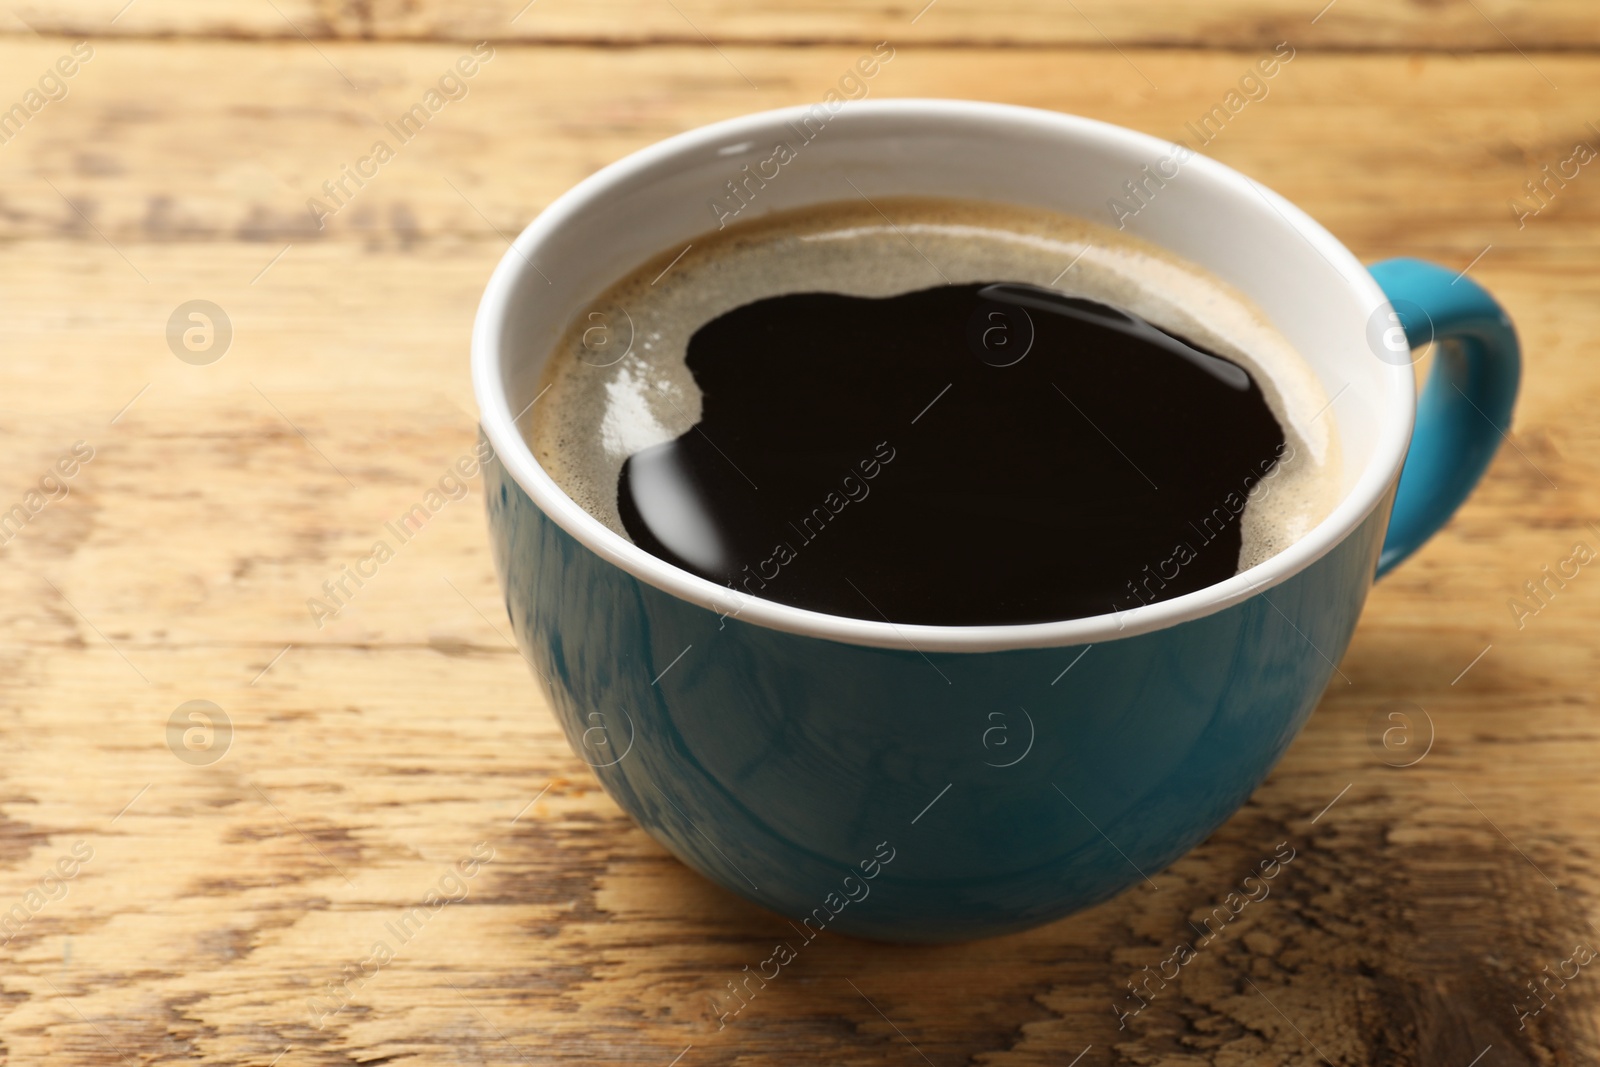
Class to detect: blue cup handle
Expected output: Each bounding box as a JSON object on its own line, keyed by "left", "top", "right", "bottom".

{"left": 1367, "top": 257, "right": 1521, "bottom": 578}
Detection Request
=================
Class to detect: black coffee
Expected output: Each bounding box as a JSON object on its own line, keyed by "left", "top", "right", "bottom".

{"left": 616, "top": 281, "right": 1286, "bottom": 626}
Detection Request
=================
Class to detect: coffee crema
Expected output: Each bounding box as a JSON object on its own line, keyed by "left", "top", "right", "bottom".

{"left": 528, "top": 198, "right": 1342, "bottom": 625}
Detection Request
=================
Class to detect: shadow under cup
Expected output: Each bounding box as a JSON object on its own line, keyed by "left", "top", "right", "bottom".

{"left": 472, "top": 100, "right": 1415, "bottom": 942}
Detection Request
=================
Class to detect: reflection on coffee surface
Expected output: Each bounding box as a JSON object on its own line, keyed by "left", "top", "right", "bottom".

{"left": 529, "top": 198, "right": 1342, "bottom": 625}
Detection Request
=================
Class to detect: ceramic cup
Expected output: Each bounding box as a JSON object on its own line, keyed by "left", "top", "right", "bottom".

{"left": 471, "top": 100, "right": 1519, "bottom": 942}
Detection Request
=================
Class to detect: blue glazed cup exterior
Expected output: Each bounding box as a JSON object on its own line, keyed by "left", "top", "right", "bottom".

{"left": 487, "top": 452, "right": 1386, "bottom": 942}
{"left": 473, "top": 101, "right": 1519, "bottom": 942}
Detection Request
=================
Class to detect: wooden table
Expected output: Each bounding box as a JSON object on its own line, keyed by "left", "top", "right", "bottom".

{"left": 2, "top": 2, "right": 1596, "bottom": 1063}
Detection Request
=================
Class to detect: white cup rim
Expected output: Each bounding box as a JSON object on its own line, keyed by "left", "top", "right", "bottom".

{"left": 472, "top": 99, "right": 1412, "bottom": 652}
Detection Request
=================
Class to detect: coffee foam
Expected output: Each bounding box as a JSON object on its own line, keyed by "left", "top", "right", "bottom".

{"left": 528, "top": 197, "right": 1342, "bottom": 580}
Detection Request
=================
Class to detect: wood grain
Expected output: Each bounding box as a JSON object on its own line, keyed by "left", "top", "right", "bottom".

{"left": 0, "top": 40, "right": 1594, "bottom": 255}
{"left": 3, "top": 28, "right": 1600, "bottom": 1067}
{"left": 8, "top": 0, "right": 1600, "bottom": 50}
